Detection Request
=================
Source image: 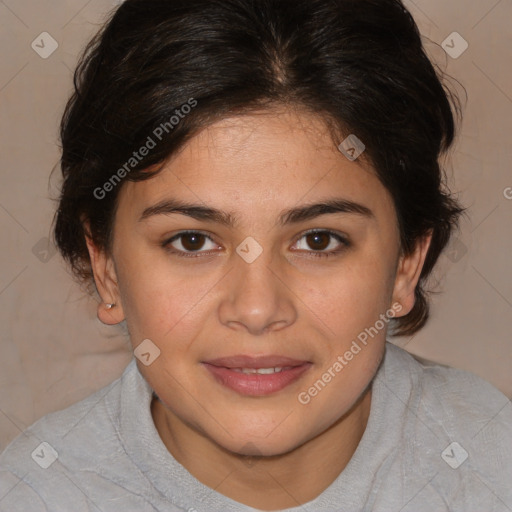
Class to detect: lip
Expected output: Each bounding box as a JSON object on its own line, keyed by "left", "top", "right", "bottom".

{"left": 202, "top": 355, "right": 312, "bottom": 396}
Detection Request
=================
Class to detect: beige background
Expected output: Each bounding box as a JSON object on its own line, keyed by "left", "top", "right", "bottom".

{"left": 0, "top": 0, "right": 511, "bottom": 451}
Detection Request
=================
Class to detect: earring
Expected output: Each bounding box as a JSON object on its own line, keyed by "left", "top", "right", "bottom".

{"left": 105, "top": 303, "right": 116, "bottom": 309}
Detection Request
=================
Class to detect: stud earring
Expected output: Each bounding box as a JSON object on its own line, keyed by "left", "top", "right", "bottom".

{"left": 105, "top": 303, "right": 116, "bottom": 309}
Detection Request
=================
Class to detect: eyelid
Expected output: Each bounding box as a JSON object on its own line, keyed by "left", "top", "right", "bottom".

{"left": 292, "top": 228, "right": 349, "bottom": 244}
{"left": 164, "top": 229, "right": 216, "bottom": 243}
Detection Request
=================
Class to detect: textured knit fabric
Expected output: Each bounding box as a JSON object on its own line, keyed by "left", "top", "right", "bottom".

{"left": 1, "top": 342, "right": 511, "bottom": 511}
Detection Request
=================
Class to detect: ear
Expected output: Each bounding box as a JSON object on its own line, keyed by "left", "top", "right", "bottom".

{"left": 391, "top": 231, "right": 432, "bottom": 317}
{"left": 83, "top": 221, "right": 125, "bottom": 325}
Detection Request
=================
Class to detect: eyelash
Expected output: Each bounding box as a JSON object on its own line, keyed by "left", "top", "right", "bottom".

{"left": 162, "top": 229, "right": 350, "bottom": 259}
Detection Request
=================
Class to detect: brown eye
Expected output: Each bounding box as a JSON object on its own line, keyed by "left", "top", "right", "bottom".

{"left": 305, "top": 232, "right": 331, "bottom": 251}
{"left": 293, "top": 230, "right": 349, "bottom": 258}
{"left": 180, "top": 233, "right": 206, "bottom": 251}
{"left": 164, "top": 231, "right": 218, "bottom": 256}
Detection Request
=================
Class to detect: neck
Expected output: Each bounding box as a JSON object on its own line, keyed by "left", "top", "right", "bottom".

{"left": 151, "top": 386, "right": 372, "bottom": 510}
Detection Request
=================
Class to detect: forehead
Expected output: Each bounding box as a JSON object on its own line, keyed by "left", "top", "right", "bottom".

{"left": 175, "top": 108, "right": 351, "bottom": 180}
{"left": 117, "top": 108, "right": 395, "bottom": 223}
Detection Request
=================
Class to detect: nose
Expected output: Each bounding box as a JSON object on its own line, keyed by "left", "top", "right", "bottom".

{"left": 217, "top": 246, "right": 297, "bottom": 335}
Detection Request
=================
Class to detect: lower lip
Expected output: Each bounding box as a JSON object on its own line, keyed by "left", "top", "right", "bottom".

{"left": 202, "top": 363, "right": 312, "bottom": 396}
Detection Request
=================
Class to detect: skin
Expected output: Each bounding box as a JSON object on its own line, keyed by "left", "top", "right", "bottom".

{"left": 85, "top": 107, "right": 431, "bottom": 510}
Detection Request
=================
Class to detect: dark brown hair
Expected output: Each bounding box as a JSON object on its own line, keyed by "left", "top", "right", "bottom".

{"left": 54, "top": 0, "right": 465, "bottom": 336}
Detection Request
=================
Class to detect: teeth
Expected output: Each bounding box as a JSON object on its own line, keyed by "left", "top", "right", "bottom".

{"left": 232, "top": 367, "right": 285, "bottom": 374}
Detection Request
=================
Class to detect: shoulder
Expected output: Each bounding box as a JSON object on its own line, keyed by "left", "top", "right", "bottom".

{"left": 0, "top": 368, "right": 124, "bottom": 468}
{"left": 384, "top": 342, "right": 511, "bottom": 426}
{"left": 376, "top": 342, "right": 512, "bottom": 509}
{"left": 0, "top": 361, "right": 135, "bottom": 510}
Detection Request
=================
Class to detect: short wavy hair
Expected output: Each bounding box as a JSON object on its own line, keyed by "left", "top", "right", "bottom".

{"left": 54, "top": 0, "right": 465, "bottom": 336}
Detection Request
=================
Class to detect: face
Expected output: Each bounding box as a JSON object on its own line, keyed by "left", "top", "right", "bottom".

{"left": 88, "top": 107, "right": 429, "bottom": 457}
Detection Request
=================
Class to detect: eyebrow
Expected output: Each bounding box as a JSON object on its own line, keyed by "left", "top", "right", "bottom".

{"left": 138, "top": 197, "right": 374, "bottom": 226}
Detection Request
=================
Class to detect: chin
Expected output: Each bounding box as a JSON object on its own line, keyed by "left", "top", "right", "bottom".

{"left": 211, "top": 423, "right": 307, "bottom": 458}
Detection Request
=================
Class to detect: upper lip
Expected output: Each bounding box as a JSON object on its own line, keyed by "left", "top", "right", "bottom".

{"left": 203, "top": 355, "right": 310, "bottom": 369}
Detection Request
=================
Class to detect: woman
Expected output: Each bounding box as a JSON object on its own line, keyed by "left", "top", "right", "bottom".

{"left": 1, "top": 0, "right": 510, "bottom": 510}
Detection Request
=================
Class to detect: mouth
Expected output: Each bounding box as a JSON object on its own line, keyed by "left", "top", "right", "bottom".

{"left": 202, "top": 355, "right": 312, "bottom": 396}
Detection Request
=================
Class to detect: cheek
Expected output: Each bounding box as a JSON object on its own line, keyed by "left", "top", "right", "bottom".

{"left": 118, "top": 257, "right": 194, "bottom": 344}
{"left": 116, "top": 254, "right": 222, "bottom": 348}
{"left": 300, "top": 257, "right": 396, "bottom": 339}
